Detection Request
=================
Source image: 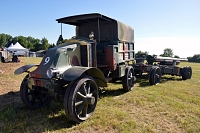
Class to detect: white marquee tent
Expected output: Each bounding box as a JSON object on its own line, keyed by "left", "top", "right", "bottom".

{"left": 7, "top": 42, "right": 29, "bottom": 52}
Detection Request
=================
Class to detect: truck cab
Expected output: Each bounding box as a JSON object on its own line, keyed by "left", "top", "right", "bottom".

{"left": 56, "top": 13, "right": 135, "bottom": 78}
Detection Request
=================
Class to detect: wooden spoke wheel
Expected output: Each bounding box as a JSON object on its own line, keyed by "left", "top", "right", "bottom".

{"left": 20, "top": 75, "right": 51, "bottom": 109}
{"left": 64, "top": 76, "right": 98, "bottom": 123}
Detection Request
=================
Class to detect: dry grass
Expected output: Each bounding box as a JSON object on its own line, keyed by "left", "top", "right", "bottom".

{"left": 0, "top": 57, "right": 200, "bottom": 133}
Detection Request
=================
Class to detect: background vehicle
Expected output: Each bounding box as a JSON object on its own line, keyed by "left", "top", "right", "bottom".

{"left": 134, "top": 55, "right": 192, "bottom": 85}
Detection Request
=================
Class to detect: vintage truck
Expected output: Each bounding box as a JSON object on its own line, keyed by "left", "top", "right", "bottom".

{"left": 14, "top": 13, "right": 192, "bottom": 123}
{"left": 14, "top": 13, "right": 135, "bottom": 123}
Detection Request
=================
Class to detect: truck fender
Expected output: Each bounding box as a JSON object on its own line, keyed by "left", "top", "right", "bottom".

{"left": 14, "top": 64, "right": 39, "bottom": 75}
{"left": 62, "top": 66, "right": 107, "bottom": 87}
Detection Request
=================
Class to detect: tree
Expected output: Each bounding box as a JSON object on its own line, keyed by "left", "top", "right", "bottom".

{"left": 0, "top": 33, "right": 59, "bottom": 51}
{"left": 27, "top": 36, "right": 35, "bottom": 51}
{"left": 135, "top": 51, "right": 148, "bottom": 58}
{"left": 188, "top": 54, "right": 200, "bottom": 63}
{"left": 40, "top": 37, "right": 50, "bottom": 50}
{"left": 160, "top": 48, "right": 173, "bottom": 57}
{"left": 12, "top": 36, "right": 18, "bottom": 45}
{"left": 174, "top": 55, "right": 180, "bottom": 58}
{"left": 32, "top": 39, "right": 41, "bottom": 51}
{"left": 0, "top": 34, "right": 7, "bottom": 48}
{"left": 0, "top": 33, "right": 12, "bottom": 48}
{"left": 17, "top": 36, "right": 28, "bottom": 48}
{"left": 49, "top": 43, "right": 56, "bottom": 49}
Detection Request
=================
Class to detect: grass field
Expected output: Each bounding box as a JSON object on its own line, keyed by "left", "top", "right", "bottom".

{"left": 0, "top": 57, "right": 200, "bottom": 133}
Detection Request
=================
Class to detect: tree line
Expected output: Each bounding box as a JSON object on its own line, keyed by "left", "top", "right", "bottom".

{"left": 0, "top": 33, "right": 57, "bottom": 52}
{"left": 135, "top": 48, "right": 180, "bottom": 58}
{"left": 187, "top": 54, "right": 200, "bottom": 63}
{"left": 1, "top": 33, "right": 199, "bottom": 63}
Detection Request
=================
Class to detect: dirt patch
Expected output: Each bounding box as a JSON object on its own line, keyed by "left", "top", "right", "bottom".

{"left": 0, "top": 61, "right": 24, "bottom": 74}
{"left": 0, "top": 60, "right": 26, "bottom": 107}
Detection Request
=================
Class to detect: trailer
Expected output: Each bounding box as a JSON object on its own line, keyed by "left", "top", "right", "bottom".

{"left": 134, "top": 55, "right": 192, "bottom": 85}
{"left": 14, "top": 13, "right": 192, "bottom": 123}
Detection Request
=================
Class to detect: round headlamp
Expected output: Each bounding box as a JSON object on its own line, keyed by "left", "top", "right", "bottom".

{"left": 46, "top": 68, "right": 59, "bottom": 79}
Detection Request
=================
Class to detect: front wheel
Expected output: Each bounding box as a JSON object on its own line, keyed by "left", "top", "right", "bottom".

{"left": 20, "top": 75, "right": 51, "bottom": 109}
{"left": 64, "top": 76, "right": 98, "bottom": 123}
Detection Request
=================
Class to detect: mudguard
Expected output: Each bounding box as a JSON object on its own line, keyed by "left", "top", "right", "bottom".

{"left": 14, "top": 64, "right": 39, "bottom": 75}
{"left": 62, "top": 66, "right": 107, "bottom": 87}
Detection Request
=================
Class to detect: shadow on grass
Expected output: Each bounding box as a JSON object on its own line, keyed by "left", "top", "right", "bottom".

{"left": 161, "top": 76, "right": 182, "bottom": 83}
{"left": 99, "top": 88, "right": 127, "bottom": 98}
{"left": 0, "top": 91, "right": 77, "bottom": 132}
{"left": 0, "top": 86, "right": 133, "bottom": 132}
{"left": 135, "top": 75, "right": 150, "bottom": 87}
{"left": 135, "top": 75, "right": 183, "bottom": 87}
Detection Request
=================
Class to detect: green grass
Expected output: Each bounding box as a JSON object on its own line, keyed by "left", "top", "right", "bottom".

{"left": 0, "top": 57, "right": 200, "bottom": 132}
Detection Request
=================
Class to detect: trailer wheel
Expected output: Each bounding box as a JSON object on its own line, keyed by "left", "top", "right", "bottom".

{"left": 149, "top": 67, "right": 161, "bottom": 85}
{"left": 187, "top": 66, "right": 192, "bottom": 79}
{"left": 20, "top": 75, "right": 51, "bottom": 109}
{"left": 182, "top": 66, "right": 192, "bottom": 80}
{"left": 122, "top": 66, "right": 135, "bottom": 91}
{"left": 64, "top": 76, "right": 98, "bottom": 123}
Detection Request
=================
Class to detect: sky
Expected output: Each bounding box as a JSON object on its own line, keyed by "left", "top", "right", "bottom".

{"left": 0, "top": 0, "right": 200, "bottom": 58}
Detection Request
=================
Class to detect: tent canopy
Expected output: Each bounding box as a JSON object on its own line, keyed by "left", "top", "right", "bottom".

{"left": 7, "top": 42, "right": 29, "bottom": 51}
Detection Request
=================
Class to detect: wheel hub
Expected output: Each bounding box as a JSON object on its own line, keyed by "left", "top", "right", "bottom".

{"left": 85, "top": 96, "right": 95, "bottom": 105}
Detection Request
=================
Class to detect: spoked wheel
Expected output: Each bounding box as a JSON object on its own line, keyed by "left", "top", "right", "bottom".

{"left": 20, "top": 74, "right": 51, "bottom": 109}
{"left": 122, "top": 66, "right": 135, "bottom": 91}
{"left": 64, "top": 76, "right": 98, "bottom": 123}
{"left": 149, "top": 66, "right": 161, "bottom": 85}
{"left": 182, "top": 66, "right": 192, "bottom": 80}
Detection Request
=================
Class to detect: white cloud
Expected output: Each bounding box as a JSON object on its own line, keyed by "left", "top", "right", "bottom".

{"left": 135, "top": 37, "right": 200, "bottom": 58}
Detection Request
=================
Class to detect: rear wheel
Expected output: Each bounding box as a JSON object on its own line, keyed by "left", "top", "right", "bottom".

{"left": 20, "top": 75, "right": 51, "bottom": 109}
{"left": 149, "top": 66, "right": 161, "bottom": 85}
{"left": 64, "top": 76, "right": 98, "bottom": 123}
{"left": 182, "top": 66, "right": 192, "bottom": 80}
{"left": 122, "top": 66, "right": 135, "bottom": 91}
